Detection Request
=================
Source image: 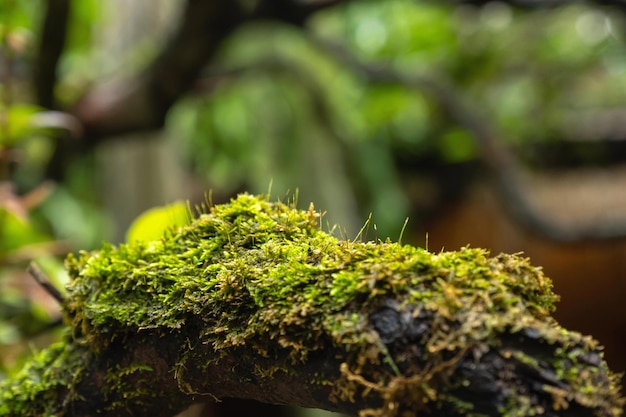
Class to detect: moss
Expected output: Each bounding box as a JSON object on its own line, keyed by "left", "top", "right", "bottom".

{"left": 0, "top": 341, "right": 86, "bottom": 417}
{"left": 2, "top": 193, "right": 623, "bottom": 416}
{"left": 101, "top": 363, "right": 157, "bottom": 412}
{"left": 64, "top": 195, "right": 558, "bottom": 351}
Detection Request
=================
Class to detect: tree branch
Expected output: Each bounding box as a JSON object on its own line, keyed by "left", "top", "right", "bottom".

{"left": 453, "top": 0, "right": 626, "bottom": 11}
{"left": 0, "top": 195, "right": 622, "bottom": 416}
{"left": 68, "top": 0, "right": 346, "bottom": 142}
{"left": 251, "top": 0, "right": 346, "bottom": 26}
{"left": 57, "top": 0, "right": 622, "bottom": 152}
{"left": 72, "top": 0, "right": 247, "bottom": 141}
{"left": 28, "top": 262, "right": 65, "bottom": 304}
{"left": 311, "top": 37, "right": 626, "bottom": 243}
{"left": 34, "top": 0, "right": 70, "bottom": 109}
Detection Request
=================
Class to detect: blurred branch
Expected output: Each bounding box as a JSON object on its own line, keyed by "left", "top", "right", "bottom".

{"left": 34, "top": 0, "right": 70, "bottom": 109}
{"left": 72, "top": 0, "right": 247, "bottom": 141}
{"left": 311, "top": 36, "right": 626, "bottom": 243}
{"left": 58, "top": 0, "right": 626, "bottom": 144}
{"left": 69, "top": 0, "right": 344, "bottom": 142}
{"left": 455, "top": 0, "right": 626, "bottom": 10}
{"left": 27, "top": 263, "right": 65, "bottom": 304}
{"left": 251, "top": 0, "right": 346, "bottom": 26}
{"left": 49, "top": 0, "right": 626, "bottom": 201}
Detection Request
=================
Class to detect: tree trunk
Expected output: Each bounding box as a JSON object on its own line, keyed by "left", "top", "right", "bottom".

{"left": 0, "top": 194, "right": 623, "bottom": 417}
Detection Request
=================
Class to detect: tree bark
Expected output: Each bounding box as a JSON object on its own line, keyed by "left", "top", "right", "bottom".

{"left": 0, "top": 194, "right": 623, "bottom": 417}
{"left": 34, "top": 0, "right": 70, "bottom": 110}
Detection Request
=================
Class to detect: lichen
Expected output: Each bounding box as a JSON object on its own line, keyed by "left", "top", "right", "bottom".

{"left": 1, "top": 193, "right": 623, "bottom": 416}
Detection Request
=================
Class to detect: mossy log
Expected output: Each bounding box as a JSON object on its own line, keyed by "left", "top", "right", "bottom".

{"left": 0, "top": 194, "right": 623, "bottom": 417}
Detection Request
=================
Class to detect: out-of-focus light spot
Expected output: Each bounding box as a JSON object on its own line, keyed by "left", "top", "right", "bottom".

{"left": 576, "top": 11, "right": 611, "bottom": 45}
{"left": 480, "top": 2, "right": 512, "bottom": 31}
{"left": 355, "top": 18, "right": 388, "bottom": 55}
{"left": 603, "top": 54, "right": 626, "bottom": 77}
{"left": 452, "top": 5, "right": 480, "bottom": 37}
{"left": 6, "top": 27, "right": 33, "bottom": 53}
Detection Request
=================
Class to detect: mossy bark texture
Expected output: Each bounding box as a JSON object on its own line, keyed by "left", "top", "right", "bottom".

{"left": 0, "top": 194, "right": 623, "bottom": 417}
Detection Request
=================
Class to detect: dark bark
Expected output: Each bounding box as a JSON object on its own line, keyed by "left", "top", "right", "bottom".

{"left": 250, "top": 0, "right": 345, "bottom": 26}
{"left": 2, "top": 299, "right": 622, "bottom": 417}
{"left": 34, "top": 0, "right": 70, "bottom": 109}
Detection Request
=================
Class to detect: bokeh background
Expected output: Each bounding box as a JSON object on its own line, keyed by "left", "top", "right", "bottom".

{"left": 1, "top": 1, "right": 625, "bottom": 416}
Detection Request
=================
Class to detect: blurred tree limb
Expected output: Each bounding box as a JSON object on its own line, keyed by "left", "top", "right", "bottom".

{"left": 71, "top": 0, "right": 247, "bottom": 140}
{"left": 36, "top": 0, "right": 626, "bottom": 242}
{"left": 39, "top": 0, "right": 626, "bottom": 140}
{"left": 310, "top": 37, "right": 626, "bottom": 243}
{"left": 63, "top": 0, "right": 341, "bottom": 141}
{"left": 35, "top": 0, "right": 70, "bottom": 109}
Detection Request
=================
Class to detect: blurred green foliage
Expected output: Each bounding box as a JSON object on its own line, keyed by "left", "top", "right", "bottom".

{"left": 1, "top": 0, "right": 626, "bottom": 398}
{"left": 167, "top": 0, "right": 626, "bottom": 237}
{"left": 0, "top": 0, "right": 104, "bottom": 378}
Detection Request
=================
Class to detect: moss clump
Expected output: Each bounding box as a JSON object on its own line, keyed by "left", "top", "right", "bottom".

{"left": 4, "top": 193, "right": 623, "bottom": 416}
{"left": 64, "top": 194, "right": 558, "bottom": 354}
{"left": 0, "top": 342, "right": 87, "bottom": 417}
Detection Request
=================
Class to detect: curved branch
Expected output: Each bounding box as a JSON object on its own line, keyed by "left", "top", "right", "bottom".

{"left": 68, "top": 0, "right": 347, "bottom": 142}
{"left": 72, "top": 0, "right": 247, "bottom": 142}
{"left": 251, "top": 0, "right": 346, "bottom": 26}
{"left": 311, "top": 37, "right": 626, "bottom": 243}
{"left": 455, "top": 0, "right": 626, "bottom": 10}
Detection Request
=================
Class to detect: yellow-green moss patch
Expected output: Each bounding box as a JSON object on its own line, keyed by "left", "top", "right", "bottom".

{"left": 1, "top": 194, "right": 622, "bottom": 417}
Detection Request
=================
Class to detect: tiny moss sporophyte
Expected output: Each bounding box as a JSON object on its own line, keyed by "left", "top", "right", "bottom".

{"left": 0, "top": 194, "right": 623, "bottom": 417}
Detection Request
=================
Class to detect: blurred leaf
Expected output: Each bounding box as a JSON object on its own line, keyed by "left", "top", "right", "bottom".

{"left": 0, "top": 1, "right": 40, "bottom": 31}
{"left": 0, "top": 208, "right": 50, "bottom": 254}
{"left": 126, "top": 201, "right": 190, "bottom": 243}
{"left": 56, "top": 0, "right": 102, "bottom": 98}
{"left": 0, "top": 322, "right": 19, "bottom": 346}
{"left": 439, "top": 128, "right": 477, "bottom": 163}
{"left": 38, "top": 185, "right": 110, "bottom": 250}
{"left": 0, "top": 105, "right": 41, "bottom": 146}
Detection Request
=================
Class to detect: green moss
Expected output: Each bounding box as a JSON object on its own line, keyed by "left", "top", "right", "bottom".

{"left": 64, "top": 195, "right": 558, "bottom": 351}
{"left": 102, "top": 363, "right": 156, "bottom": 412}
{"left": 0, "top": 342, "right": 86, "bottom": 417}
{"left": 2, "top": 193, "right": 623, "bottom": 416}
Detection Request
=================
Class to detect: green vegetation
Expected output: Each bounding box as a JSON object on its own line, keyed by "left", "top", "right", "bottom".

{"left": 0, "top": 342, "right": 84, "bottom": 417}
{"left": 2, "top": 2, "right": 626, "bottom": 415}
{"left": 0, "top": 194, "right": 622, "bottom": 416}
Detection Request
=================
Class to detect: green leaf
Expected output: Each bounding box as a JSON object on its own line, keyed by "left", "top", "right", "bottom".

{"left": 438, "top": 128, "right": 477, "bottom": 163}
{"left": 125, "top": 201, "right": 190, "bottom": 243}
{"left": 0, "top": 208, "right": 50, "bottom": 254}
{"left": 0, "top": 104, "right": 42, "bottom": 145}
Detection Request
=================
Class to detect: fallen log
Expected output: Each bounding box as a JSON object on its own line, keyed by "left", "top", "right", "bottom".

{"left": 0, "top": 194, "right": 623, "bottom": 417}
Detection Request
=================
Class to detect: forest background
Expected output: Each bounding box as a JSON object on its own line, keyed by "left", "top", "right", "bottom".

{"left": 1, "top": 0, "right": 626, "bottom": 416}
